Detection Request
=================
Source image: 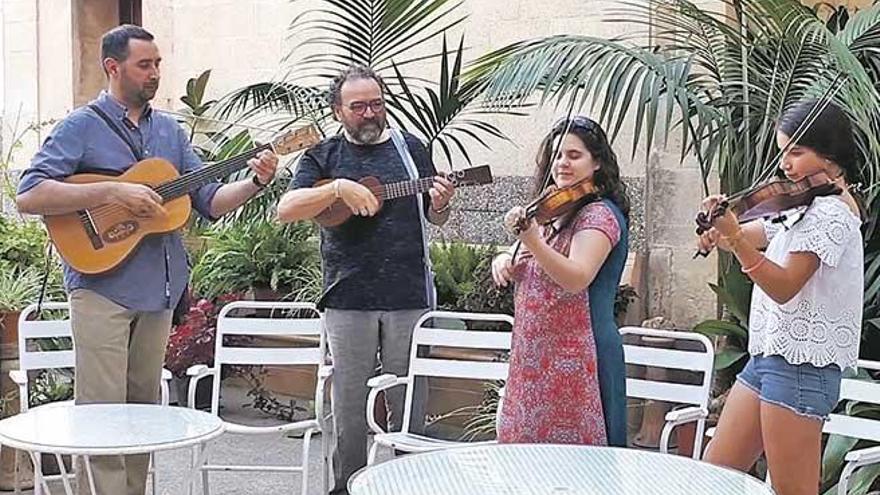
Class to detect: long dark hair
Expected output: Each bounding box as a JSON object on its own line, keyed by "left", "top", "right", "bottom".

{"left": 534, "top": 116, "right": 630, "bottom": 222}
{"left": 777, "top": 99, "right": 861, "bottom": 184}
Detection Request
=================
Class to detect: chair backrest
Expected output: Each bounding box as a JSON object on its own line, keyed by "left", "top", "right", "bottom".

{"left": 401, "top": 311, "right": 513, "bottom": 434}
{"left": 212, "top": 301, "right": 325, "bottom": 416}
{"left": 17, "top": 301, "right": 172, "bottom": 411}
{"left": 16, "top": 302, "right": 75, "bottom": 411}
{"left": 825, "top": 359, "right": 880, "bottom": 442}
{"left": 619, "top": 326, "right": 715, "bottom": 410}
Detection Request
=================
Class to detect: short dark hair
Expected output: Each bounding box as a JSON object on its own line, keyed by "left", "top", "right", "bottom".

{"left": 100, "top": 24, "right": 154, "bottom": 73}
{"left": 327, "top": 64, "right": 384, "bottom": 107}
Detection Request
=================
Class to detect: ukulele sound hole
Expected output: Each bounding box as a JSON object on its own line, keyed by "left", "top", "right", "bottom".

{"left": 102, "top": 220, "right": 139, "bottom": 244}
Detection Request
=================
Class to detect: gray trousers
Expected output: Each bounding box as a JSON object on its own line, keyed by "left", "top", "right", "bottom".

{"left": 324, "top": 308, "right": 427, "bottom": 494}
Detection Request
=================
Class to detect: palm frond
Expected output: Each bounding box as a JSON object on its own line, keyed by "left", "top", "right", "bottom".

{"left": 385, "top": 35, "right": 512, "bottom": 168}
{"left": 464, "top": 0, "right": 880, "bottom": 204}
{"left": 287, "top": 0, "right": 466, "bottom": 78}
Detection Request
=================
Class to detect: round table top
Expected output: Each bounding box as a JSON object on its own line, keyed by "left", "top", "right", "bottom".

{"left": 0, "top": 403, "right": 224, "bottom": 456}
{"left": 349, "top": 444, "right": 775, "bottom": 495}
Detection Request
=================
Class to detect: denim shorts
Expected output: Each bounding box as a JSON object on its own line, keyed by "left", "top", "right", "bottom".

{"left": 736, "top": 354, "right": 842, "bottom": 421}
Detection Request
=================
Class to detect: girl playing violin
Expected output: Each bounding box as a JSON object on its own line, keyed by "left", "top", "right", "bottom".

{"left": 492, "top": 116, "right": 630, "bottom": 445}
{"left": 698, "top": 100, "right": 863, "bottom": 495}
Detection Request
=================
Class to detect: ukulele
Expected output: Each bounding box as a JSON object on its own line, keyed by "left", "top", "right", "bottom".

{"left": 313, "top": 165, "right": 494, "bottom": 227}
{"left": 46, "top": 125, "right": 321, "bottom": 274}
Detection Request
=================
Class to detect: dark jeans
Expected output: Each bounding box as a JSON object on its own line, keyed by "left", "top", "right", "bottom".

{"left": 594, "top": 323, "right": 627, "bottom": 446}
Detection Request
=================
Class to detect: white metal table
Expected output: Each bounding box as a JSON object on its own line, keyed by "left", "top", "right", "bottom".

{"left": 349, "top": 444, "right": 776, "bottom": 495}
{"left": 0, "top": 403, "right": 224, "bottom": 495}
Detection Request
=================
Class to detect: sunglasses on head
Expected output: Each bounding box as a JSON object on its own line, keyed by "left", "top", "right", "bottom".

{"left": 553, "top": 115, "right": 599, "bottom": 132}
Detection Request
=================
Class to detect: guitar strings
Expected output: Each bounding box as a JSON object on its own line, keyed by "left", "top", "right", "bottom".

{"left": 81, "top": 148, "right": 265, "bottom": 222}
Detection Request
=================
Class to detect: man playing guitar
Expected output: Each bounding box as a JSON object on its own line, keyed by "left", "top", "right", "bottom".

{"left": 15, "top": 25, "right": 277, "bottom": 495}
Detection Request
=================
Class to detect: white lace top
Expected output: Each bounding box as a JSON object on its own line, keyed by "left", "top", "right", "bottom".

{"left": 749, "top": 196, "right": 863, "bottom": 370}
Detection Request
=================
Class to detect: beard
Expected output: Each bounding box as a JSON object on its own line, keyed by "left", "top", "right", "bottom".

{"left": 121, "top": 75, "right": 159, "bottom": 107}
{"left": 134, "top": 80, "right": 159, "bottom": 105}
{"left": 344, "top": 115, "right": 386, "bottom": 144}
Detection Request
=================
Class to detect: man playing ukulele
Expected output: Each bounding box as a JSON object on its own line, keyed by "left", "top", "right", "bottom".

{"left": 277, "top": 64, "right": 454, "bottom": 494}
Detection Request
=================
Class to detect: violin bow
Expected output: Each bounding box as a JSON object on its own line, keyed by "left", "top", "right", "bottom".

{"left": 752, "top": 73, "right": 849, "bottom": 186}
{"left": 509, "top": 98, "right": 579, "bottom": 260}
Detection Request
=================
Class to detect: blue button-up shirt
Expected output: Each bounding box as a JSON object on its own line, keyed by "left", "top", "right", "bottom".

{"left": 17, "top": 91, "right": 221, "bottom": 312}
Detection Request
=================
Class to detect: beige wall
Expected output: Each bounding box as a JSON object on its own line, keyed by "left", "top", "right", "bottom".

{"left": 1, "top": 0, "right": 74, "bottom": 161}
{"left": 141, "top": 1, "right": 721, "bottom": 326}
{"left": 72, "top": 0, "right": 119, "bottom": 107}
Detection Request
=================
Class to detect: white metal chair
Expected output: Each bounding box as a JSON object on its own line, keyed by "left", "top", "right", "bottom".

{"left": 186, "top": 301, "right": 333, "bottom": 495}
{"left": 9, "top": 302, "right": 171, "bottom": 495}
{"left": 826, "top": 359, "right": 880, "bottom": 495}
{"left": 365, "top": 310, "right": 513, "bottom": 465}
{"left": 619, "top": 326, "right": 715, "bottom": 459}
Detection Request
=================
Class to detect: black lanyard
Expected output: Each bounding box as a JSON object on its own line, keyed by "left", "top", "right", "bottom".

{"left": 88, "top": 104, "right": 145, "bottom": 161}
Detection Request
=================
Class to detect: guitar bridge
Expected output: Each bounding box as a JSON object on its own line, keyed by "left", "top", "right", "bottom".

{"left": 78, "top": 210, "right": 104, "bottom": 250}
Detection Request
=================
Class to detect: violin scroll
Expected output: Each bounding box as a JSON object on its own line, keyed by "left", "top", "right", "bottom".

{"left": 694, "top": 198, "right": 730, "bottom": 236}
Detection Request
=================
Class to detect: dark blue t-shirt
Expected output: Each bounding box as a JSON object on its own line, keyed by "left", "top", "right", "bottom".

{"left": 291, "top": 132, "right": 436, "bottom": 310}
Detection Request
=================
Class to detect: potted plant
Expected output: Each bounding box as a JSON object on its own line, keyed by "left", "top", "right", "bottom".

{"left": 190, "top": 219, "right": 321, "bottom": 302}
{"left": 26, "top": 370, "right": 74, "bottom": 478}
{"left": 0, "top": 217, "right": 65, "bottom": 361}
{"left": 0, "top": 266, "right": 46, "bottom": 360}
{"left": 164, "top": 293, "right": 248, "bottom": 408}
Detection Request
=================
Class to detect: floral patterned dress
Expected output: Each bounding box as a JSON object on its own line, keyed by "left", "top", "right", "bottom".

{"left": 497, "top": 202, "right": 621, "bottom": 445}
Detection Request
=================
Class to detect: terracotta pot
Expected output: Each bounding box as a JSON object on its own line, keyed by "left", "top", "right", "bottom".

{"left": 675, "top": 421, "right": 715, "bottom": 458}
{"left": 373, "top": 390, "right": 388, "bottom": 431}
{"left": 632, "top": 335, "right": 675, "bottom": 449}
{"left": 0, "top": 311, "right": 21, "bottom": 361}
{"left": 676, "top": 422, "right": 697, "bottom": 457}
{"left": 0, "top": 447, "right": 34, "bottom": 491}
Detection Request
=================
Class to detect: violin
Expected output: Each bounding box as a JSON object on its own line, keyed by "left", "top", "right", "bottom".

{"left": 513, "top": 176, "right": 602, "bottom": 234}
{"left": 694, "top": 171, "right": 842, "bottom": 243}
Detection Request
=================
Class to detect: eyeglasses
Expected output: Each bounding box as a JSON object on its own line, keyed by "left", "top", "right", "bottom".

{"left": 347, "top": 99, "right": 385, "bottom": 115}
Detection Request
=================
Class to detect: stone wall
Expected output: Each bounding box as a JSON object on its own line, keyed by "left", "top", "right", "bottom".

{"left": 429, "top": 176, "right": 646, "bottom": 254}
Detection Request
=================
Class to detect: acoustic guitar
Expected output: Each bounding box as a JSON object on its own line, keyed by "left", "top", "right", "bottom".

{"left": 46, "top": 125, "right": 320, "bottom": 274}
{"left": 314, "top": 165, "right": 493, "bottom": 227}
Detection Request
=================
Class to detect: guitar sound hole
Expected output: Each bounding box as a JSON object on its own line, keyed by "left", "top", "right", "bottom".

{"left": 102, "top": 220, "right": 139, "bottom": 244}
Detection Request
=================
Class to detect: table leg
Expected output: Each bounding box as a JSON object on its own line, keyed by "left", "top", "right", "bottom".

{"left": 187, "top": 442, "right": 210, "bottom": 495}
{"left": 83, "top": 456, "right": 97, "bottom": 495}
{"left": 13, "top": 448, "right": 21, "bottom": 495}
{"left": 28, "top": 452, "right": 52, "bottom": 495}
{"left": 54, "top": 453, "right": 75, "bottom": 495}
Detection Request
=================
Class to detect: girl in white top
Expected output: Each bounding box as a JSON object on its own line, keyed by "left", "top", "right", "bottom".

{"left": 697, "top": 99, "right": 864, "bottom": 495}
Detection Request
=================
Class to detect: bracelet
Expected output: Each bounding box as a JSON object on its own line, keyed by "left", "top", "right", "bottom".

{"left": 333, "top": 180, "right": 341, "bottom": 199}
{"left": 251, "top": 175, "right": 269, "bottom": 189}
{"left": 432, "top": 203, "right": 451, "bottom": 214}
{"left": 741, "top": 255, "right": 767, "bottom": 274}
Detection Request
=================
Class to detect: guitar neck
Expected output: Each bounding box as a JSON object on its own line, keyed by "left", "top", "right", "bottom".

{"left": 378, "top": 176, "right": 436, "bottom": 200}
{"left": 154, "top": 143, "right": 272, "bottom": 201}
